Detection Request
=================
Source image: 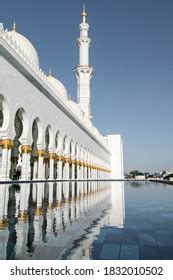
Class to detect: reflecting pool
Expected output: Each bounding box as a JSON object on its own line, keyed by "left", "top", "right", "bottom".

{"left": 0, "top": 181, "right": 173, "bottom": 260}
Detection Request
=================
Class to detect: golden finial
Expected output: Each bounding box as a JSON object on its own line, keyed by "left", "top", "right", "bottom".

{"left": 48, "top": 68, "right": 52, "bottom": 77}
{"left": 81, "top": 3, "right": 87, "bottom": 17}
{"left": 68, "top": 94, "right": 71, "bottom": 101}
{"left": 12, "top": 21, "right": 16, "bottom": 31}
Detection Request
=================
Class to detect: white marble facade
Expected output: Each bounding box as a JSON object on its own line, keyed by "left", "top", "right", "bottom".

{"left": 0, "top": 6, "right": 123, "bottom": 181}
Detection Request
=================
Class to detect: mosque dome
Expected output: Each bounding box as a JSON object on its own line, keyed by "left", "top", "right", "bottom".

{"left": 7, "top": 23, "right": 39, "bottom": 67}
{"left": 47, "top": 71, "right": 68, "bottom": 100}
{"left": 68, "top": 100, "right": 84, "bottom": 118}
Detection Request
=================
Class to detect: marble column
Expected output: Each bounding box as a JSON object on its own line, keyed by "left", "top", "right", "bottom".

{"left": 57, "top": 156, "right": 63, "bottom": 180}
{"left": 80, "top": 164, "right": 84, "bottom": 180}
{"left": 88, "top": 166, "right": 91, "bottom": 180}
{"left": 0, "top": 139, "right": 13, "bottom": 180}
{"left": 37, "top": 149, "right": 45, "bottom": 179}
{"left": 21, "top": 145, "right": 32, "bottom": 180}
{"left": 43, "top": 160, "right": 46, "bottom": 179}
{"left": 7, "top": 148, "right": 12, "bottom": 179}
{"left": 88, "top": 181, "right": 91, "bottom": 193}
{"left": 33, "top": 158, "right": 38, "bottom": 179}
{"left": 83, "top": 164, "right": 86, "bottom": 179}
{"left": 95, "top": 167, "right": 97, "bottom": 179}
{"left": 97, "top": 168, "right": 100, "bottom": 180}
{"left": 71, "top": 160, "right": 75, "bottom": 180}
{"left": 91, "top": 166, "right": 94, "bottom": 180}
{"left": 0, "top": 185, "right": 9, "bottom": 230}
{"left": 54, "top": 161, "right": 57, "bottom": 179}
{"left": 85, "top": 166, "right": 87, "bottom": 180}
{"left": 64, "top": 158, "right": 70, "bottom": 180}
{"left": 49, "top": 153, "right": 55, "bottom": 180}
{"left": 91, "top": 166, "right": 93, "bottom": 179}
{"left": 77, "top": 161, "right": 80, "bottom": 180}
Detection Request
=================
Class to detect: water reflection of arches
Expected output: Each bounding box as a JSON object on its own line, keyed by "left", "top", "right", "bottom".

{"left": 0, "top": 181, "right": 111, "bottom": 259}
{"left": 27, "top": 185, "right": 36, "bottom": 254}
{"left": 6, "top": 185, "right": 17, "bottom": 260}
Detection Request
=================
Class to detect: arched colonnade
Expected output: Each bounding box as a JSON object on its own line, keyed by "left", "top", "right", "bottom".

{"left": 0, "top": 94, "right": 111, "bottom": 181}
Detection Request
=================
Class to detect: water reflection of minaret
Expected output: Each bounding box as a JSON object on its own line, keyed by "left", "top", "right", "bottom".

{"left": 110, "top": 182, "right": 125, "bottom": 228}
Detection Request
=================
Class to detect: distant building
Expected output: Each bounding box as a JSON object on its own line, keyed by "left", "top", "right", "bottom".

{"left": 135, "top": 172, "right": 145, "bottom": 180}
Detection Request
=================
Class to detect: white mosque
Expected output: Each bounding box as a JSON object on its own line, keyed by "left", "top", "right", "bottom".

{"left": 0, "top": 6, "right": 123, "bottom": 181}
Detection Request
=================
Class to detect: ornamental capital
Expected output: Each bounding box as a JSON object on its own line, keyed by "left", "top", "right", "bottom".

{"left": 18, "top": 211, "right": 28, "bottom": 222}
{"left": 0, "top": 218, "right": 7, "bottom": 230}
{"left": 56, "top": 155, "right": 63, "bottom": 161}
{"left": 36, "top": 149, "right": 45, "bottom": 157}
{"left": 21, "top": 145, "right": 32, "bottom": 154}
{"left": 64, "top": 157, "right": 71, "bottom": 163}
{"left": 0, "top": 139, "right": 13, "bottom": 149}
{"left": 35, "top": 207, "right": 42, "bottom": 216}
{"left": 48, "top": 153, "right": 56, "bottom": 160}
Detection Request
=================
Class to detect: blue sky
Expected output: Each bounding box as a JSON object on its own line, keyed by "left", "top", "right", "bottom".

{"left": 1, "top": 0, "right": 173, "bottom": 173}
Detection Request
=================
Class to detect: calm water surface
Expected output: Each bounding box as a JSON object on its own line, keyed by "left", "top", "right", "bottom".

{"left": 0, "top": 181, "right": 173, "bottom": 260}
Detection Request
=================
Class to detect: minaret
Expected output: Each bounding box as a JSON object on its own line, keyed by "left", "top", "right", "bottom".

{"left": 74, "top": 4, "right": 94, "bottom": 119}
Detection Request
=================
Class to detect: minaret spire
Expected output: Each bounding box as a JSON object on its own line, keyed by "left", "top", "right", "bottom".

{"left": 82, "top": 4, "right": 87, "bottom": 22}
{"left": 48, "top": 68, "right": 52, "bottom": 77}
{"left": 74, "top": 5, "right": 94, "bottom": 119}
{"left": 12, "top": 21, "right": 16, "bottom": 31}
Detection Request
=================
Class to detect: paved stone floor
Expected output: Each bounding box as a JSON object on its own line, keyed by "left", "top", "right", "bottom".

{"left": 90, "top": 182, "right": 173, "bottom": 260}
